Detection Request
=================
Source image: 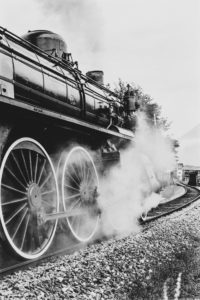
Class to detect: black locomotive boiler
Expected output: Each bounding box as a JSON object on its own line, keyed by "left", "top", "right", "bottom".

{"left": 0, "top": 27, "right": 137, "bottom": 260}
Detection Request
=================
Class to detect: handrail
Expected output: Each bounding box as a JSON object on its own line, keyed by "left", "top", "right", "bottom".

{"left": 0, "top": 26, "right": 120, "bottom": 100}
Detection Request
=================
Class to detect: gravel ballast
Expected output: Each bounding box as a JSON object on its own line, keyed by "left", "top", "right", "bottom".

{"left": 1, "top": 199, "right": 200, "bottom": 300}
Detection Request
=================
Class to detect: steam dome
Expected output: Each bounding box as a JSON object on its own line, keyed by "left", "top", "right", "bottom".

{"left": 22, "top": 30, "right": 67, "bottom": 58}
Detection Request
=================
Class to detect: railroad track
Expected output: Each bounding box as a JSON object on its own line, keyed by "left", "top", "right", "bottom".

{"left": 141, "top": 184, "right": 200, "bottom": 222}
{"left": 0, "top": 184, "right": 199, "bottom": 276}
{"left": 0, "top": 229, "right": 83, "bottom": 276}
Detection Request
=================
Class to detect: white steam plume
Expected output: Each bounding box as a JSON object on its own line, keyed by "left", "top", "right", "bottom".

{"left": 37, "top": 0, "right": 103, "bottom": 54}
{"left": 47, "top": 115, "right": 176, "bottom": 242}
{"left": 98, "top": 113, "right": 176, "bottom": 237}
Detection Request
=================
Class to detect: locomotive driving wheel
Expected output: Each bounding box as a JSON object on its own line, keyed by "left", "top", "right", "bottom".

{"left": 61, "top": 146, "right": 100, "bottom": 242}
{"left": 0, "top": 138, "right": 59, "bottom": 260}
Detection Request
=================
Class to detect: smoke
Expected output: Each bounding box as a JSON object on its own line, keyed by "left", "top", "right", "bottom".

{"left": 37, "top": 0, "right": 103, "bottom": 54}
{"left": 97, "top": 113, "right": 176, "bottom": 237}
{"left": 44, "top": 114, "right": 176, "bottom": 243}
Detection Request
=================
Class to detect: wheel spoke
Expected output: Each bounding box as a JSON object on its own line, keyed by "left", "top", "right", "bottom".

{"left": 41, "top": 189, "right": 55, "bottom": 196}
{"left": 5, "top": 203, "right": 27, "bottom": 225}
{"left": 75, "top": 217, "right": 83, "bottom": 236}
{"left": 29, "top": 150, "right": 33, "bottom": 182}
{"left": 69, "top": 197, "right": 82, "bottom": 210}
{"left": 12, "top": 208, "right": 28, "bottom": 240}
{"left": 78, "top": 154, "right": 85, "bottom": 180}
{"left": 20, "top": 150, "right": 30, "bottom": 183}
{"left": 64, "top": 193, "right": 81, "bottom": 201}
{"left": 37, "top": 159, "right": 46, "bottom": 185}
{"left": 70, "top": 163, "right": 81, "bottom": 183}
{"left": 70, "top": 205, "right": 83, "bottom": 227}
{"left": 34, "top": 153, "right": 39, "bottom": 182}
{"left": 84, "top": 164, "right": 91, "bottom": 186}
{"left": 39, "top": 172, "right": 52, "bottom": 189}
{"left": 41, "top": 199, "right": 55, "bottom": 208}
{"left": 81, "top": 161, "right": 86, "bottom": 180}
{"left": 11, "top": 151, "right": 28, "bottom": 184}
{"left": 86, "top": 176, "right": 95, "bottom": 188}
{"left": 2, "top": 183, "right": 26, "bottom": 195}
{"left": 2, "top": 196, "right": 28, "bottom": 206}
{"left": 5, "top": 165, "right": 27, "bottom": 190}
{"left": 20, "top": 213, "right": 30, "bottom": 250}
{"left": 65, "top": 171, "right": 79, "bottom": 187}
{"left": 64, "top": 184, "right": 80, "bottom": 192}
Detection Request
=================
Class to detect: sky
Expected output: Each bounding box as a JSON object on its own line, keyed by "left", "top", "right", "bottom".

{"left": 0, "top": 0, "right": 199, "bottom": 139}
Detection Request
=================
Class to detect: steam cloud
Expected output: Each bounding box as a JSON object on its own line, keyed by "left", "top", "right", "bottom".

{"left": 45, "top": 114, "right": 176, "bottom": 244}
{"left": 37, "top": 0, "right": 103, "bottom": 54}
{"left": 97, "top": 113, "right": 176, "bottom": 238}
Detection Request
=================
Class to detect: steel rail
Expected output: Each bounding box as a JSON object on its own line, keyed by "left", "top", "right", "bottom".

{"left": 140, "top": 184, "right": 200, "bottom": 223}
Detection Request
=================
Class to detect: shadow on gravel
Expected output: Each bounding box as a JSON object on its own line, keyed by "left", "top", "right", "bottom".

{"left": 128, "top": 235, "right": 200, "bottom": 300}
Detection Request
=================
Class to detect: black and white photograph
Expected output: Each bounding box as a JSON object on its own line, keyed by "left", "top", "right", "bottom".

{"left": 0, "top": 0, "right": 199, "bottom": 299}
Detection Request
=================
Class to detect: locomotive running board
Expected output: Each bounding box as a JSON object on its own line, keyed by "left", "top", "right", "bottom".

{"left": 0, "top": 95, "right": 134, "bottom": 141}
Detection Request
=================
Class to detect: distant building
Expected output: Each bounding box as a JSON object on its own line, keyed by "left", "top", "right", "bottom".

{"left": 176, "top": 163, "right": 200, "bottom": 186}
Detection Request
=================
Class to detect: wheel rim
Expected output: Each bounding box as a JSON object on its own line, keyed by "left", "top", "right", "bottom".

{"left": 0, "top": 138, "right": 59, "bottom": 259}
{"left": 62, "top": 146, "right": 99, "bottom": 242}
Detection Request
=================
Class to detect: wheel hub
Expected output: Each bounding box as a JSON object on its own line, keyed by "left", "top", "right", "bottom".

{"left": 80, "top": 183, "right": 91, "bottom": 202}
{"left": 27, "top": 183, "right": 42, "bottom": 210}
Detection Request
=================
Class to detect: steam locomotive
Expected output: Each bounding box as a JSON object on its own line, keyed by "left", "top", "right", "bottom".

{"left": 0, "top": 27, "right": 137, "bottom": 260}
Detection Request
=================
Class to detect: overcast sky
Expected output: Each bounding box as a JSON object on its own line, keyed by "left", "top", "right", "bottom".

{"left": 0, "top": 0, "right": 199, "bottom": 139}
